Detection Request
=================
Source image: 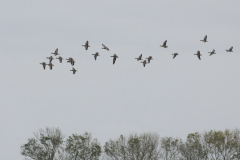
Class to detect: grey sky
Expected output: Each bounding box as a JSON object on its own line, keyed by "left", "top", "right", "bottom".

{"left": 1, "top": 0, "right": 240, "bottom": 159}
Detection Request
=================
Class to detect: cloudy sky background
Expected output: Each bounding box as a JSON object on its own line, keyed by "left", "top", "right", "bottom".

{"left": 1, "top": 0, "right": 240, "bottom": 159}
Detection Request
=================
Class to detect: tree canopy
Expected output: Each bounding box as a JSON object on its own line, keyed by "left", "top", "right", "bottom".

{"left": 21, "top": 128, "right": 240, "bottom": 160}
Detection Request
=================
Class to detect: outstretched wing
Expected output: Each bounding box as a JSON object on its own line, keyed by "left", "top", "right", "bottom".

{"left": 204, "top": 35, "right": 207, "bottom": 41}
{"left": 55, "top": 48, "right": 58, "bottom": 53}
{"left": 113, "top": 57, "right": 116, "bottom": 64}
{"left": 139, "top": 54, "right": 142, "bottom": 59}
{"left": 102, "top": 44, "right": 109, "bottom": 50}
{"left": 198, "top": 55, "right": 201, "bottom": 60}
{"left": 173, "top": 54, "right": 177, "bottom": 59}
{"left": 163, "top": 40, "right": 167, "bottom": 46}
{"left": 147, "top": 58, "right": 150, "bottom": 63}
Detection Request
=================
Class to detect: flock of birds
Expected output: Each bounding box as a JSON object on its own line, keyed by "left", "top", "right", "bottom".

{"left": 40, "top": 35, "right": 234, "bottom": 74}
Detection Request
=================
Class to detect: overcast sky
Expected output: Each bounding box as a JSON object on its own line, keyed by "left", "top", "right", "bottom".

{"left": 1, "top": 0, "right": 240, "bottom": 159}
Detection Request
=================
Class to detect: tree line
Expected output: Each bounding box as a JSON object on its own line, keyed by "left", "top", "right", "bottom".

{"left": 20, "top": 127, "right": 240, "bottom": 160}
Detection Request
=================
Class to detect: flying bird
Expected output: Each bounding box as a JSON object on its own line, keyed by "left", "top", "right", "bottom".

{"left": 47, "top": 63, "right": 54, "bottom": 70}
{"left": 40, "top": 62, "right": 47, "bottom": 70}
{"left": 56, "top": 56, "right": 63, "bottom": 63}
{"left": 70, "top": 67, "right": 77, "bottom": 74}
{"left": 226, "top": 46, "right": 233, "bottom": 52}
{"left": 208, "top": 49, "right": 216, "bottom": 56}
{"left": 102, "top": 44, "right": 109, "bottom": 51}
{"left": 71, "top": 59, "right": 75, "bottom": 66}
{"left": 172, "top": 53, "right": 179, "bottom": 59}
{"left": 200, "top": 35, "right": 208, "bottom": 42}
{"left": 146, "top": 56, "right": 153, "bottom": 63}
{"left": 135, "top": 54, "right": 143, "bottom": 61}
{"left": 194, "top": 51, "right": 202, "bottom": 60}
{"left": 66, "top": 57, "right": 75, "bottom": 66}
{"left": 66, "top": 57, "right": 73, "bottom": 61}
{"left": 92, "top": 52, "right": 100, "bottom": 60}
{"left": 82, "top": 41, "right": 90, "bottom": 50}
{"left": 141, "top": 60, "right": 147, "bottom": 67}
{"left": 46, "top": 56, "right": 54, "bottom": 63}
{"left": 160, "top": 40, "right": 168, "bottom": 48}
{"left": 111, "top": 54, "right": 118, "bottom": 65}
{"left": 51, "top": 48, "right": 59, "bottom": 56}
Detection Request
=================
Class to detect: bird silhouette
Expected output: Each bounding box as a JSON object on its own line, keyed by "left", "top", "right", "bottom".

{"left": 92, "top": 52, "right": 100, "bottom": 60}
{"left": 141, "top": 60, "right": 147, "bottom": 67}
{"left": 146, "top": 56, "right": 153, "bottom": 63}
{"left": 102, "top": 44, "right": 109, "bottom": 51}
{"left": 135, "top": 54, "right": 143, "bottom": 61}
{"left": 51, "top": 48, "right": 59, "bottom": 56}
{"left": 200, "top": 35, "right": 208, "bottom": 42}
{"left": 47, "top": 63, "right": 54, "bottom": 70}
{"left": 56, "top": 56, "right": 63, "bottom": 63}
{"left": 194, "top": 51, "right": 202, "bottom": 60}
{"left": 226, "top": 46, "right": 233, "bottom": 52}
{"left": 70, "top": 67, "right": 77, "bottom": 74}
{"left": 82, "top": 41, "right": 90, "bottom": 50}
{"left": 66, "top": 57, "right": 75, "bottom": 66}
{"left": 160, "top": 40, "right": 168, "bottom": 48}
{"left": 40, "top": 62, "right": 47, "bottom": 70}
{"left": 172, "top": 53, "right": 179, "bottom": 59}
{"left": 111, "top": 54, "right": 118, "bottom": 65}
{"left": 208, "top": 49, "right": 216, "bottom": 56}
{"left": 46, "top": 56, "right": 54, "bottom": 63}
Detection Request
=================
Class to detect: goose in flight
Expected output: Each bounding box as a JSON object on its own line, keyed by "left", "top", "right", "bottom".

{"left": 92, "top": 52, "right": 100, "bottom": 60}
{"left": 71, "top": 60, "right": 75, "bottom": 66}
{"left": 111, "top": 54, "right": 118, "bottom": 65}
{"left": 46, "top": 56, "right": 54, "bottom": 63}
{"left": 70, "top": 67, "right": 77, "bottom": 74}
{"left": 160, "top": 40, "right": 168, "bottom": 48}
{"left": 56, "top": 56, "right": 63, "bottom": 63}
{"left": 135, "top": 54, "right": 143, "bottom": 61}
{"left": 102, "top": 44, "right": 109, "bottom": 51}
{"left": 66, "top": 57, "right": 75, "bottom": 66}
{"left": 82, "top": 41, "right": 90, "bottom": 50}
{"left": 200, "top": 35, "right": 208, "bottom": 42}
{"left": 146, "top": 56, "right": 153, "bottom": 63}
{"left": 141, "top": 60, "right": 147, "bottom": 67}
{"left": 40, "top": 62, "right": 47, "bottom": 70}
{"left": 51, "top": 48, "right": 59, "bottom": 56}
{"left": 47, "top": 63, "right": 54, "bottom": 70}
{"left": 172, "top": 53, "right": 179, "bottom": 59}
{"left": 226, "top": 46, "right": 233, "bottom": 52}
{"left": 208, "top": 49, "right": 216, "bottom": 56}
{"left": 194, "top": 51, "right": 202, "bottom": 60}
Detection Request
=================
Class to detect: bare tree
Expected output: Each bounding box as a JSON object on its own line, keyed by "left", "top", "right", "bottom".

{"left": 20, "top": 127, "right": 65, "bottom": 160}
{"left": 206, "top": 129, "right": 238, "bottom": 160}
{"left": 232, "top": 129, "right": 240, "bottom": 159}
{"left": 104, "top": 132, "right": 160, "bottom": 160}
{"left": 178, "top": 132, "right": 208, "bottom": 160}
{"left": 65, "top": 132, "right": 101, "bottom": 160}
{"left": 104, "top": 135, "right": 128, "bottom": 160}
{"left": 159, "top": 137, "right": 180, "bottom": 160}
